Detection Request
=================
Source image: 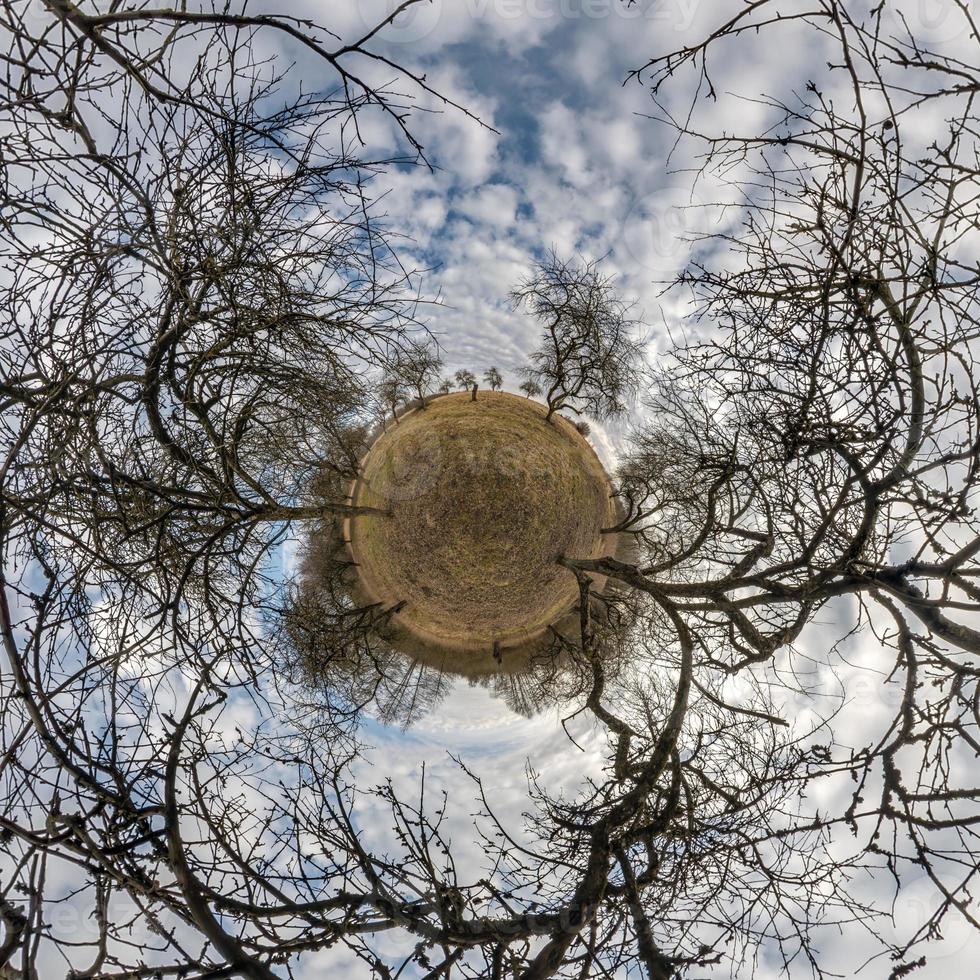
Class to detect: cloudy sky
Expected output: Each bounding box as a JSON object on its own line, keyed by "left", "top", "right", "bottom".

{"left": 259, "top": 2, "right": 979, "bottom": 977}
{"left": 284, "top": 0, "right": 780, "bottom": 443}
{"left": 14, "top": 2, "right": 975, "bottom": 977}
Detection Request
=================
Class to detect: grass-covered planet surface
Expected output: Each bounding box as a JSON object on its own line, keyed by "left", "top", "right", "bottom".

{"left": 346, "top": 390, "right": 618, "bottom": 661}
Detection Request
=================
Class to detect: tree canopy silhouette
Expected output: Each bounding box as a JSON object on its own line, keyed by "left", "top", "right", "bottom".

{"left": 1, "top": 2, "right": 980, "bottom": 979}
{"left": 513, "top": 250, "right": 643, "bottom": 422}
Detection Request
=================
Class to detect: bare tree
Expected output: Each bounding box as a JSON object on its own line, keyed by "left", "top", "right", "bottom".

{"left": 519, "top": 377, "right": 543, "bottom": 399}
{"left": 554, "top": 3, "right": 980, "bottom": 976}
{"left": 0, "top": 3, "right": 488, "bottom": 977}
{"left": 277, "top": 522, "right": 452, "bottom": 730}
{"left": 377, "top": 375, "right": 406, "bottom": 426}
{"left": 483, "top": 366, "right": 503, "bottom": 391}
{"left": 391, "top": 336, "right": 444, "bottom": 408}
{"left": 455, "top": 368, "right": 477, "bottom": 390}
{"left": 513, "top": 250, "right": 643, "bottom": 421}
{"left": 4, "top": 2, "right": 980, "bottom": 979}
{"left": 277, "top": 534, "right": 828, "bottom": 980}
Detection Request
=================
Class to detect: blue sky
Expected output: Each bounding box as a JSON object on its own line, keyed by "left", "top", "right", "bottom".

{"left": 271, "top": 1, "right": 769, "bottom": 415}
{"left": 270, "top": 1, "right": 980, "bottom": 975}
{"left": 11, "top": 2, "right": 979, "bottom": 977}
{"left": 267, "top": 2, "right": 980, "bottom": 977}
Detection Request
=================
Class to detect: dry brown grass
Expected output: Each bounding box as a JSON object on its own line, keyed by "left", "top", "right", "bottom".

{"left": 347, "top": 390, "right": 616, "bottom": 654}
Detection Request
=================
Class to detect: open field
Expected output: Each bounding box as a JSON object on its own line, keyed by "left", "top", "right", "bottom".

{"left": 348, "top": 391, "right": 617, "bottom": 657}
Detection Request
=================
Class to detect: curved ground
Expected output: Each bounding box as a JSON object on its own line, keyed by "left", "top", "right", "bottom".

{"left": 347, "top": 391, "right": 616, "bottom": 655}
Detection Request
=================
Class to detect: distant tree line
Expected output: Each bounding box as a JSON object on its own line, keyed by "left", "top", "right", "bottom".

{"left": 379, "top": 263, "right": 638, "bottom": 432}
